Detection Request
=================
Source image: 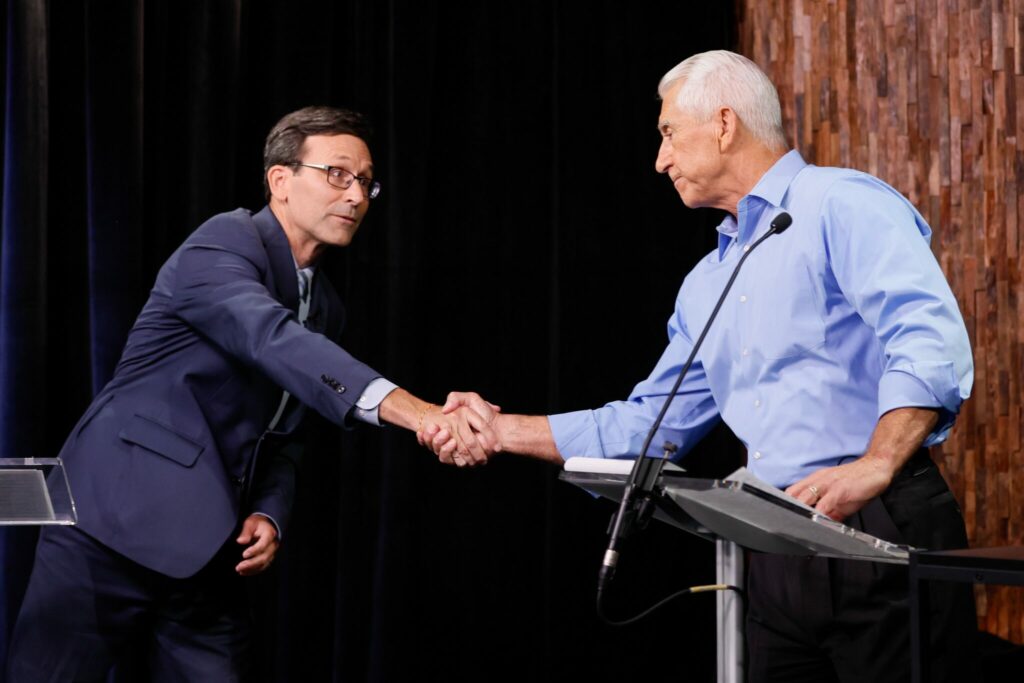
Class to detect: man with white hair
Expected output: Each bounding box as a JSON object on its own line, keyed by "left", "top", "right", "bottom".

{"left": 426, "top": 50, "right": 976, "bottom": 681}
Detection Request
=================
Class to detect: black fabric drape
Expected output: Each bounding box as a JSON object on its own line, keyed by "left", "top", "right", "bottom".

{"left": 83, "top": 0, "right": 145, "bottom": 395}
{"left": 0, "top": 1, "right": 741, "bottom": 680}
{"left": 0, "top": 0, "right": 47, "bottom": 672}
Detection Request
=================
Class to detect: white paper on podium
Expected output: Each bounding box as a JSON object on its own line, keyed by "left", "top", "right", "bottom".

{"left": 563, "top": 456, "right": 685, "bottom": 476}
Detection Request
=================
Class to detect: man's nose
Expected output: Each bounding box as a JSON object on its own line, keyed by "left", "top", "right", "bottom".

{"left": 655, "top": 138, "right": 672, "bottom": 174}
{"left": 343, "top": 182, "right": 367, "bottom": 203}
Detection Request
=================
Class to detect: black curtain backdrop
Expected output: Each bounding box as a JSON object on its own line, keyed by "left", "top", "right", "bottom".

{"left": 0, "top": 1, "right": 743, "bottom": 680}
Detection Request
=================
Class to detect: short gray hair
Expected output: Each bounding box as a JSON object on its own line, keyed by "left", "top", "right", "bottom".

{"left": 658, "top": 50, "right": 787, "bottom": 151}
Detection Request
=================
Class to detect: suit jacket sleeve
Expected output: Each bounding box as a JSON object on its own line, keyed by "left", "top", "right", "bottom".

{"left": 169, "top": 214, "right": 382, "bottom": 428}
{"left": 249, "top": 437, "right": 302, "bottom": 538}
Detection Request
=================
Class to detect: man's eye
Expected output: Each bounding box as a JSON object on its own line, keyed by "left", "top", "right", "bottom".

{"left": 328, "top": 168, "right": 345, "bottom": 178}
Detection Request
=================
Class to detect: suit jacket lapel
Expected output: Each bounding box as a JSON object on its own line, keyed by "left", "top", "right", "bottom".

{"left": 252, "top": 206, "right": 346, "bottom": 339}
{"left": 306, "top": 268, "right": 345, "bottom": 339}
{"left": 252, "top": 206, "right": 300, "bottom": 312}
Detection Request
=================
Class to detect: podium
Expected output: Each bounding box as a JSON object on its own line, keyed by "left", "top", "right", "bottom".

{"left": 0, "top": 458, "right": 77, "bottom": 525}
{"left": 560, "top": 457, "right": 910, "bottom": 683}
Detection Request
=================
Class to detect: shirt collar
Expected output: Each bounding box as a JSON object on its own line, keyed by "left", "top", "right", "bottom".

{"left": 290, "top": 253, "right": 316, "bottom": 276}
{"left": 747, "top": 149, "right": 807, "bottom": 206}
{"left": 715, "top": 149, "right": 807, "bottom": 259}
{"left": 290, "top": 254, "right": 316, "bottom": 302}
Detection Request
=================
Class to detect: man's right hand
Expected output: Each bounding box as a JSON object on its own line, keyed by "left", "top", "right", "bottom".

{"left": 418, "top": 391, "right": 502, "bottom": 465}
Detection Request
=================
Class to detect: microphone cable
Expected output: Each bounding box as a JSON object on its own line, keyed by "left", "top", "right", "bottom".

{"left": 598, "top": 582, "right": 747, "bottom": 627}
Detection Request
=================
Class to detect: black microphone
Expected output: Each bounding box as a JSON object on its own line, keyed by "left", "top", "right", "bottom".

{"left": 596, "top": 211, "right": 793, "bottom": 607}
{"left": 770, "top": 211, "right": 792, "bottom": 233}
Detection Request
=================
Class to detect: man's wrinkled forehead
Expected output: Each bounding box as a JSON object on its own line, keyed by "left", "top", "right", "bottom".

{"left": 657, "top": 82, "right": 685, "bottom": 123}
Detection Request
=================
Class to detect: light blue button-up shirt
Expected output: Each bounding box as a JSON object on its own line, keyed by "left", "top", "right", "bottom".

{"left": 548, "top": 151, "right": 973, "bottom": 489}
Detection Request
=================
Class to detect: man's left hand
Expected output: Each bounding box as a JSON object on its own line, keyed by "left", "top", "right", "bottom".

{"left": 235, "top": 513, "right": 279, "bottom": 576}
{"left": 784, "top": 456, "right": 896, "bottom": 521}
{"left": 419, "top": 392, "right": 503, "bottom": 466}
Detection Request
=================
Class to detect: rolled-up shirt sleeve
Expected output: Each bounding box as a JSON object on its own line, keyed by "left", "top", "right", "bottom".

{"left": 822, "top": 175, "right": 973, "bottom": 443}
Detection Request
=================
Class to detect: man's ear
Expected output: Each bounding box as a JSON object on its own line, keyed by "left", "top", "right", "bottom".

{"left": 267, "top": 165, "right": 292, "bottom": 201}
{"left": 716, "top": 107, "right": 739, "bottom": 152}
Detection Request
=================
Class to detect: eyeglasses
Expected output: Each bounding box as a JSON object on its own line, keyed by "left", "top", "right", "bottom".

{"left": 290, "top": 162, "right": 381, "bottom": 199}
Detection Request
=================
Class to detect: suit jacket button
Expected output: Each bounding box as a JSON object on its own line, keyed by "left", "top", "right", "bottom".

{"left": 336, "top": 386, "right": 346, "bottom": 394}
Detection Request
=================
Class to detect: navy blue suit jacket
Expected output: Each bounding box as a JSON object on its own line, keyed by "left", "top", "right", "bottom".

{"left": 60, "top": 206, "right": 381, "bottom": 578}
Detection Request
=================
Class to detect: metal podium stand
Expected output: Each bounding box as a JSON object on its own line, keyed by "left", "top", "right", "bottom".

{"left": 0, "top": 458, "right": 77, "bottom": 525}
{"left": 560, "top": 457, "right": 910, "bottom": 683}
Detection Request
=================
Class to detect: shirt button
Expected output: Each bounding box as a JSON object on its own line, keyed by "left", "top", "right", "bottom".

{"left": 742, "top": 348, "right": 750, "bottom": 356}
{"left": 739, "top": 295, "right": 747, "bottom": 303}
{"left": 754, "top": 399, "right": 761, "bottom": 408}
{"left": 753, "top": 451, "right": 762, "bottom": 459}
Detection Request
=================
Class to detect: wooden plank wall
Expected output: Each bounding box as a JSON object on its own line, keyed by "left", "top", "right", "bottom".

{"left": 738, "top": 0, "right": 1023, "bottom": 642}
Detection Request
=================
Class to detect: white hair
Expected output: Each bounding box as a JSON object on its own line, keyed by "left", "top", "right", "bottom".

{"left": 658, "top": 50, "right": 787, "bottom": 151}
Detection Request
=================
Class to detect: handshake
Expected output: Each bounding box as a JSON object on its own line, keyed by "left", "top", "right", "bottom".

{"left": 415, "top": 391, "right": 504, "bottom": 467}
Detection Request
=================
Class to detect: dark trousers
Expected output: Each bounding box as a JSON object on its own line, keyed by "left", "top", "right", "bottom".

{"left": 6, "top": 525, "right": 251, "bottom": 683}
{"left": 746, "top": 451, "right": 977, "bottom": 683}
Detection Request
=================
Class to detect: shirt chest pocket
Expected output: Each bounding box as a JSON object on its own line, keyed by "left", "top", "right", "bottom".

{"left": 740, "top": 264, "right": 826, "bottom": 361}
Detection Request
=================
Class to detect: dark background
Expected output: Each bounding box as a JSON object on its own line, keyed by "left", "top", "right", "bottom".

{"left": 0, "top": 1, "right": 744, "bottom": 680}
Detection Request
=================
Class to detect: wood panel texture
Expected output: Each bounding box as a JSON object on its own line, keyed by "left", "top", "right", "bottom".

{"left": 739, "top": 0, "right": 1023, "bottom": 642}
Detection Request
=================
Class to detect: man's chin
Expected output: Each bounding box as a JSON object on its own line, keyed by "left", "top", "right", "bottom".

{"left": 322, "top": 223, "right": 359, "bottom": 247}
{"left": 332, "top": 231, "right": 357, "bottom": 247}
{"left": 677, "top": 190, "right": 707, "bottom": 209}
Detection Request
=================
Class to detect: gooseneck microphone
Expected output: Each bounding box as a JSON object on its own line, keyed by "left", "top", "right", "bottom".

{"left": 596, "top": 211, "right": 793, "bottom": 616}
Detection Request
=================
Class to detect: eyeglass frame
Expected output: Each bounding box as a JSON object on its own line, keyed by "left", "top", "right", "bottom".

{"left": 288, "top": 162, "right": 381, "bottom": 199}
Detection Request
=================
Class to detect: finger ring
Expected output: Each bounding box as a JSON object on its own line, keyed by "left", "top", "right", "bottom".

{"left": 808, "top": 485, "right": 820, "bottom": 499}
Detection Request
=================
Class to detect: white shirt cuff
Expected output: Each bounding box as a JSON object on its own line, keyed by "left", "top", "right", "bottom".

{"left": 351, "top": 378, "right": 399, "bottom": 427}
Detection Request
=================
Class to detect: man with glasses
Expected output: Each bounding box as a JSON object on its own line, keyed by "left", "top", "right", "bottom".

{"left": 7, "top": 106, "right": 493, "bottom": 682}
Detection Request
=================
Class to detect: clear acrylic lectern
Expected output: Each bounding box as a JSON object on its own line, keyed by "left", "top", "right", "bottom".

{"left": 560, "top": 457, "right": 910, "bottom": 683}
{"left": 0, "top": 458, "right": 77, "bottom": 525}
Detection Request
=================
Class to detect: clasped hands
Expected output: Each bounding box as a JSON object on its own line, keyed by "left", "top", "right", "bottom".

{"left": 417, "top": 392, "right": 500, "bottom": 467}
